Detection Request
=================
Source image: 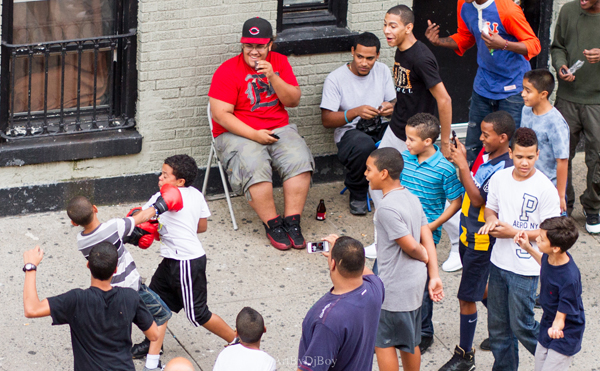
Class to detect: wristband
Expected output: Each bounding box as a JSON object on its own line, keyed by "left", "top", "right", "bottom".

{"left": 502, "top": 40, "right": 509, "bottom": 51}
{"left": 344, "top": 110, "right": 349, "bottom": 124}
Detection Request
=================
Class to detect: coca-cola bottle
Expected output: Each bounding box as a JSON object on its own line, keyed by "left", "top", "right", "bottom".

{"left": 316, "top": 199, "right": 326, "bottom": 221}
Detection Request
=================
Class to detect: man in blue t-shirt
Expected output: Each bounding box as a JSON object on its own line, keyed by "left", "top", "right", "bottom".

{"left": 297, "top": 235, "right": 384, "bottom": 371}
{"left": 425, "top": 0, "right": 541, "bottom": 163}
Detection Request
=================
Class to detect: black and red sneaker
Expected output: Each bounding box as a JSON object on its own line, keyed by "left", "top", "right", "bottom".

{"left": 264, "top": 216, "right": 291, "bottom": 250}
{"left": 284, "top": 214, "right": 306, "bottom": 249}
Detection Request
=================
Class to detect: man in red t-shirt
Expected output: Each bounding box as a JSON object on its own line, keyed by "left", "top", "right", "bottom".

{"left": 209, "top": 17, "right": 314, "bottom": 251}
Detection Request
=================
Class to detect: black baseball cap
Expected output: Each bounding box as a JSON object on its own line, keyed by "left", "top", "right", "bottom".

{"left": 240, "top": 17, "right": 273, "bottom": 44}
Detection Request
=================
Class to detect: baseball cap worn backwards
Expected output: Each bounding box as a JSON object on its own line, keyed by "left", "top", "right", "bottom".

{"left": 241, "top": 17, "right": 273, "bottom": 44}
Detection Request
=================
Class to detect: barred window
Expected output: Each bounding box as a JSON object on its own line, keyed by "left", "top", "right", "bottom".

{"left": 0, "top": 0, "right": 140, "bottom": 165}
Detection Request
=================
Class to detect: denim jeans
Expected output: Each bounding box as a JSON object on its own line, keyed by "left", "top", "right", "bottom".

{"left": 488, "top": 264, "right": 539, "bottom": 371}
{"left": 139, "top": 283, "right": 173, "bottom": 326}
{"left": 421, "top": 275, "right": 433, "bottom": 337}
{"left": 465, "top": 91, "right": 524, "bottom": 164}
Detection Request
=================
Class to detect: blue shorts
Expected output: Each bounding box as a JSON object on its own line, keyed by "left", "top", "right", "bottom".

{"left": 138, "top": 283, "right": 172, "bottom": 326}
{"left": 457, "top": 242, "right": 492, "bottom": 302}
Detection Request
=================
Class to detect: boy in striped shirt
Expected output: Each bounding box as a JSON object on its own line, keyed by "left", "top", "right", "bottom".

{"left": 401, "top": 112, "right": 464, "bottom": 351}
{"left": 67, "top": 196, "right": 172, "bottom": 370}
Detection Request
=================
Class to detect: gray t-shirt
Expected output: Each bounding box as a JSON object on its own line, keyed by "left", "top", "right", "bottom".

{"left": 320, "top": 61, "right": 396, "bottom": 143}
{"left": 520, "top": 106, "right": 569, "bottom": 185}
{"left": 374, "top": 188, "right": 428, "bottom": 312}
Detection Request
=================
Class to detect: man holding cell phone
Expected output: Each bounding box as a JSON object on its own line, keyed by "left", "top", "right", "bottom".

{"left": 297, "top": 235, "right": 384, "bottom": 371}
{"left": 425, "top": 0, "right": 540, "bottom": 164}
{"left": 209, "top": 17, "right": 315, "bottom": 251}
{"left": 551, "top": 0, "right": 600, "bottom": 230}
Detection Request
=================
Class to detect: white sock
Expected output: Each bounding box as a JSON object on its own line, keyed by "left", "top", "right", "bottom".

{"left": 146, "top": 354, "right": 160, "bottom": 369}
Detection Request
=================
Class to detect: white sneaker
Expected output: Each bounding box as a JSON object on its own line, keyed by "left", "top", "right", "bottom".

{"left": 442, "top": 251, "right": 462, "bottom": 272}
{"left": 364, "top": 243, "right": 377, "bottom": 259}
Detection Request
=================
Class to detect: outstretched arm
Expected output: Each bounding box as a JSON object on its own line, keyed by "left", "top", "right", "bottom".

{"left": 131, "top": 207, "right": 156, "bottom": 225}
{"left": 23, "top": 246, "right": 51, "bottom": 318}
{"left": 425, "top": 20, "right": 459, "bottom": 50}
{"left": 514, "top": 230, "right": 542, "bottom": 265}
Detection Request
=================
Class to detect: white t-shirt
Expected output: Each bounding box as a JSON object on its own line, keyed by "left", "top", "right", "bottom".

{"left": 487, "top": 167, "right": 561, "bottom": 276}
{"left": 213, "top": 344, "right": 277, "bottom": 371}
{"left": 320, "top": 61, "right": 396, "bottom": 143}
{"left": 143, "top": 186, "right": 211, "bottom": 260}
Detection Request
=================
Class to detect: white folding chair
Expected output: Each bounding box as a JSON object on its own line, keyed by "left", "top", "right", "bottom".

{"left": 202, "top": 103, "right": 238, "bottom": 230}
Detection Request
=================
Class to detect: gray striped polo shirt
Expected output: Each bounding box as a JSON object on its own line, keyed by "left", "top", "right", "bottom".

{"left": 77, "top": 217, "right": 141, "bottom": 291}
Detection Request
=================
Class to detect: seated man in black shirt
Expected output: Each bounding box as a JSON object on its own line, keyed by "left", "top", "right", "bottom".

{"left": 23, "top": 242, "right": 158, "bottom": 371}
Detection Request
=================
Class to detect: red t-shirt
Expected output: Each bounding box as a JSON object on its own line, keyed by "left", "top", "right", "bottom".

{"left": 208, "top": 51, "right": 299, "bottom": 138}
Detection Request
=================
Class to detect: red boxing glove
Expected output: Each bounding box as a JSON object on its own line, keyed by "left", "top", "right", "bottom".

{"left": 137, "top": 220, "right": 159, "bottom": 249}
{"left": 153, "top": 184, "right": 183, "bottom": 214}
{"left": 125, "top": 220, "right": 159, "bottom": 249}
{"left": 127, "top": 207, "right": 142, "bottom": 217}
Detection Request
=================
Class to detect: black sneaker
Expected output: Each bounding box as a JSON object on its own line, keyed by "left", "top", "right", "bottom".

{"left": 349, "top": 194, "right": 368, "bottom": 215}
{"left": 480, "top": 338, "right": 491, "bottom": 351}
{"left": 438, "top": 345, "right": 475, "bottom": 371}
{"left": 585, "top": 213, "right": 600, "bottom": 234}
{"left": 131, "top": 338, "right": 163, "bottom": 359}
{"left": 284, "top": 214, "right": 306, "bottom": 249}
{"left": 264, "top": 216, "right": 291, "bottom": 250}
{"left": 419, "top": 335, "right": 434, "bottom": 354}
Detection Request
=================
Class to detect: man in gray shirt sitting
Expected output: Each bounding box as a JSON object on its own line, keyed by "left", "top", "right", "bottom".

{"left": 321, "top": 32, "right": 396, "bottom": 215}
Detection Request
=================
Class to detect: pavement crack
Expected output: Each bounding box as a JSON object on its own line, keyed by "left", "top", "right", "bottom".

{"left": 166, "top": 327, "right": 204, "bottom": 371}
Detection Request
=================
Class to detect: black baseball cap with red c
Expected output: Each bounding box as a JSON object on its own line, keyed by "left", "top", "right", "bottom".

{"left": 240, "top": 17, "right": 273, "bottom": 44}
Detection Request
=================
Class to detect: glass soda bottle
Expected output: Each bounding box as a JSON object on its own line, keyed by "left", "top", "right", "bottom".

{"left": 316, "top": 199, "right": 326, "bottom": 221}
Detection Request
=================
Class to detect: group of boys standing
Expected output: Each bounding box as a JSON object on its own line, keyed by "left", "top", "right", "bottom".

{"left": 19, "top": 0, "right": 598, "bottom": 370}
{"left": 319, "top": 0, "right": 595, "bottom": 370}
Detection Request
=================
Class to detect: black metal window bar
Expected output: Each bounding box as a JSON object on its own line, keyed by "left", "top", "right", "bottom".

{"left": 277, "top": 0, "right": 338, "bottom": 32}
{"left": 1, "top": 29, "right": 136, "bottom": 140}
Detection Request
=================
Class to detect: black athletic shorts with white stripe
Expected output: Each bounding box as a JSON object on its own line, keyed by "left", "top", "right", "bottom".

{"left": 149, "top": 256, "right": 212, "bottom": 327}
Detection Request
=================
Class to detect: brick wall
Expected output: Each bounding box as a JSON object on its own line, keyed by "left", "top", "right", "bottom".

{"left": 0, "top": 0, "right": 569, "bottom": 190}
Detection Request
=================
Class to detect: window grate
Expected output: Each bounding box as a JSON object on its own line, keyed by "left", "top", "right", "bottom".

{"left": 1, "top": 31, "right": 136, "bottom": 140}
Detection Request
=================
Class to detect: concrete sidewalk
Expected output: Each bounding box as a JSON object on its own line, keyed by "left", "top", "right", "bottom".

{"left": 1, "top": 153, "right": 598, "bottom": 371}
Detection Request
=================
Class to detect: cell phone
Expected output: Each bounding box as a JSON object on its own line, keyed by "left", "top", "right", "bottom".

{"left": 307, "top": 241, "right": 330, "bottom": 254}
{"left": 377, "top": 105, "right": 383, "bottom": 111}
{"left": 451, "top": 130, "right": 458, "bottom": 148}
{"left": 560, "top": 67, "right": 568, "bottom": 75}
{"left": 269, "top": 133, "right": 280, "bottom": 139}
{"left": 255, "top": 61, "right": 259, "bottom": 70}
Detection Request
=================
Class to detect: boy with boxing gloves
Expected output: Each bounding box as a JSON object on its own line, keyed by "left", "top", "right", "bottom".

{"left": 141, "top": 155, "right": 236, "bottom": 352}
{"left": 67, "top": 193, "right": 176, "bottom": 370}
